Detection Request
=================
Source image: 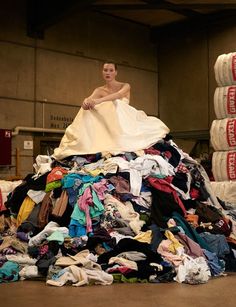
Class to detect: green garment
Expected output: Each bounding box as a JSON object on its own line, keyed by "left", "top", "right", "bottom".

{"left": 112, "top": 273, "right": 148, "bottom": 284}
{"left": 45, "top": 180, "right": 62, "bottom": 192}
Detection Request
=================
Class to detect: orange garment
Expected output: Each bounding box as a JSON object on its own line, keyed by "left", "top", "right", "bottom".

{"left": 185, "top": 214, "right": 199, "bottom": 227}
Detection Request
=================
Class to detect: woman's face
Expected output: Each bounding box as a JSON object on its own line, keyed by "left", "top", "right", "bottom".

{"left": 102, "top": 63, "right": 117, "bottom": 82}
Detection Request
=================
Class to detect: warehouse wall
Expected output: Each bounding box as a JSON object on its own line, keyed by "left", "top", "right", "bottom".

{"left": 1, "top": 1, "right": 236, "bottom": 179}
{"left": 0, "top": 0, "right": 157, "bottom": 179}
{"left": 158, "top": 29, "right": 209, "bottom": 132}
{"left": 157, "top": 20, "right": 236, "bottom": 134}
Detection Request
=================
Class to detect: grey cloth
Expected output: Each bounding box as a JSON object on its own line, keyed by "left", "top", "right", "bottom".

{"left": 19, "top": 203, "right": 42, "bottom": 233}
{"left": 116, "top": 251, "right": 147, "bottom": 261}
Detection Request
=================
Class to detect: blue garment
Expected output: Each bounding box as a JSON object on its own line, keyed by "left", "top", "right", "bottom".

{"left": 66, "top": 187, "right": 78, "bottom": 207}
{"left": 203, "top": 249, "right": 225, "bottom": 276}
{"left": 69, "top": 219, "right": 87, "bottom": 237}
{"left": 199, "top": 232, "right": 230, "bottom": 258}
{"left": 149, "top": 224, "right": 164, "bottom": 252}
{"left": 52, "top": 267, "right": 69, "bottom": 280}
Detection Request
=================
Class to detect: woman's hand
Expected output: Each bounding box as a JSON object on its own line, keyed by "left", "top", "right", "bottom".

{"left": 82, "top": 98, "right": 100, "bottom": 110}
{"left": 82, "top": 98, "right": 95, "bottom": 110}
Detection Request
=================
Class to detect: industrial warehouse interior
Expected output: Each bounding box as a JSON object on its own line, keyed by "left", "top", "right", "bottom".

{"left": 0, "top": 1, "right": 236, "bottom": 306}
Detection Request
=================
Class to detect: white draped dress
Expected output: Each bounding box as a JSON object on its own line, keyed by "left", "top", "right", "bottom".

{"left": 53, "top": 98, "right": 170, "bottom": 160}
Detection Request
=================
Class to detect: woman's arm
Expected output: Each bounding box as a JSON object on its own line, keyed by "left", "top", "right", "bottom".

{"left": 82, "top": 88, "right": 103, "bottom": 110}
{"left": 82, "top": 83, "right": 130, "bottom": 110}
{"left": 94, "top": 83, "right": 130, "bottom": 105}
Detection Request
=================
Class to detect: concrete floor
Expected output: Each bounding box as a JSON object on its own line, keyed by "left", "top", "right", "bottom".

{"left": 0, "top": 274, "right": 236, "bottom": 307}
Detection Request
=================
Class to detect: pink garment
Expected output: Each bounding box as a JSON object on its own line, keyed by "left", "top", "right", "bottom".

{"left": 0, "top": 188, "right": 7, "bottom": 211}
{"left": 157, "top": 239, "right": 183, "bottom": 266}
{"left": 78, "top": 187, "right": 93, "bottom": 233}
{"left": 92, "top": 179, "right": 108, "bottom": 200}
{"left": 107, "top": 266, "right": 133, "bottom": 274}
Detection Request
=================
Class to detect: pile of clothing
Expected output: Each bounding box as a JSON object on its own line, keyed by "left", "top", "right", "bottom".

{"left": 0, "top": 138, "right": 236, "bottom": 286}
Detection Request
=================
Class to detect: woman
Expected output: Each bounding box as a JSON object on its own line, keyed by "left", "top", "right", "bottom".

{"left": 53, "top": 61, "right": 169, "bottom": 160}
{"left": 82, "top": 62, "right": 130, "bottom": 110}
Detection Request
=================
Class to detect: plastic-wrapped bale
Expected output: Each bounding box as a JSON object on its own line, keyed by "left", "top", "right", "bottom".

{"left": 210, "top": 118, "right": 236, "bottom": 151}
{"left": 210, "top": 181, "right": 236, "bottom": 204}
{"left": 212, "top": 151, "right": 236, "bottom": 181}
{"left": 214, "top": 86, "right": 236, "bottom": 119}
{"left": 214, "top": 52, "right": 236, "bottom": 86}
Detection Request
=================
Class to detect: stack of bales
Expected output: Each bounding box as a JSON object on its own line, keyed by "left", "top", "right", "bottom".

{"left": 210, "top": 52, "right": 236, "bottom": 203}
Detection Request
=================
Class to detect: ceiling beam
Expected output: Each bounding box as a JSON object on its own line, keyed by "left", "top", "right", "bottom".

{"left": 154, "top": 1, "right": 202, "bottom": 18}
{"left": 90, "top": 3, "right": 236, "bottom": 11}
{"left": 141, "top": 0, "right": 202, "bottom": 18}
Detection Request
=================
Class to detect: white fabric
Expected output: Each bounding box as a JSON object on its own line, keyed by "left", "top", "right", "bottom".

{"left": 27, "top": 190, "right": 46, "bottom": 204}
{"left": 211, "top": 181, "right": 236, "bottom": 204}
{"left": 174, "top": 255, "right": 211, "bottom": 284}
{"left": 104, "top": 154, "right": 174, "bottom": 196}
{"left": 104, "top": 194, "right": 145, "bottom": 234}
{"left": 28, "top": 221, "right": 69, "bottom": 247}
{"left": 53, "top": 98, "right": 169, "bottom": 160}
{"left": 0, "top": 180, "right": 22, "bottom": 204}
{"left": 33, "top": 155, "right": 52, "bottom": 177}
{"left": 6, "top": 254, "right": 37, "bottom": 265}
{"left": 108, "top": 256, "right": 138, "bottom": 270}
{"left": 55, "top": 250, "right": 100, "bottom": 269}
{"left": 19, "top": 265, "right": 39, "bottom": 280}
{"left": 46, "top": 264, "right": 113, "bottom": 287}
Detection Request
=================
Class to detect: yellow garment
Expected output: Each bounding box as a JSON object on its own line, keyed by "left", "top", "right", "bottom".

{"left": 84, "top": 168, "right": 103, "bottom": 177}
{"left": 16, "top": 196, "right": 35, "bottom": 227}
{"left": 164, "top": 230, "right": 184, "bottom": 254}
{"left": 53, "top": 98, "right": 170, "bottom": 160}
{"left": 134, "top": 230, "right": 152, "bottom": 244}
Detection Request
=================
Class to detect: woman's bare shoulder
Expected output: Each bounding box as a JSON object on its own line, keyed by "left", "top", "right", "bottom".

{"left": 118, "top": 81, "right": 130, "bottom": 87}
{"left": 92, "top": 86, "right": 107, "bottom": 96}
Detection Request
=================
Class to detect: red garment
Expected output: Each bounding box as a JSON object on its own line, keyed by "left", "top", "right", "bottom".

{"left": 190, "top": 188, "right": 200, "bottom": 200}
{"left": 148, "top": 177, "right": 186, "bottom": 216}
{"left": 46, "top": 166, "right": 68, "bottom": 183}
{"left": 144, "top": 147, "right": 161, "bottom": 155}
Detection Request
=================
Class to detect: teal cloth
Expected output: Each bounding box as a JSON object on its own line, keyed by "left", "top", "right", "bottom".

{"left": 71, "top": 183, "right": 104, "bottom": 225}
{"left": 46, "top": 230, "right": 67, "bottom": 245}
{"left": 0, "top": 261, "right": 19, "bottom": 283}
{"left": 62, "top": 174, "right": 102, "bottom": 188}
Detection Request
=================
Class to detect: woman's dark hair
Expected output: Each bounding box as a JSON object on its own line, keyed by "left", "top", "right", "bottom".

{"left": 103, "top": 60, "right": 118, "bottom": 70}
